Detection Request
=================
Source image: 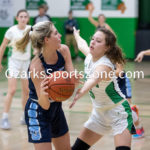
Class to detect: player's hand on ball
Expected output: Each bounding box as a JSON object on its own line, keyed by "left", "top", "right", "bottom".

{"left": 40, "top": 77, "right": 49, "bottom": 96}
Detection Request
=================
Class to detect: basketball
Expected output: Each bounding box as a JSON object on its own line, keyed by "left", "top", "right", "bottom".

{"left": 46, "top": 71, "right": 75, "bottom": 102}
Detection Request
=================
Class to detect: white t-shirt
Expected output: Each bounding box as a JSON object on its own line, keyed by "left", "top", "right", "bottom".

{"left": 5, "top": 25, "right": 31, "bottom": 61}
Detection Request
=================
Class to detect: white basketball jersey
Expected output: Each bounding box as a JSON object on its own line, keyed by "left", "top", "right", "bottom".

{"left": 84, "top": 53, "right": 126, "bottom": 110}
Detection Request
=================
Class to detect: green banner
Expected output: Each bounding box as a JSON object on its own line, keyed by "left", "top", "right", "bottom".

{"left": 71, "top": 0, "right": 90, "bottom": 10}
{"left": 102, "top": 0, "right": 123, "bottom": 10}
{"left": 26, "top": 0, "right": 47, "bottom": 10}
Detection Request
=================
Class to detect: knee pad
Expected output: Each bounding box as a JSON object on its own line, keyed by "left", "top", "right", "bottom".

{"left": 116, "top": 146, "right": 130, "bottom": 150}
{"left": 72, "top": 138, "right": 90, "bottom": 150}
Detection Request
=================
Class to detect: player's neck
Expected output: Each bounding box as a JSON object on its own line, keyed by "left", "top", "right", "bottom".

{"left": 92, "top": 54, "right": 104, "bottom": 62}
{"left": 99, "top": 22, "right": 105, "bottom": 27}
{"left": 42, "top": 49, "right": 58, "bottom": 64}
{"left": 17, "top": 24, "right": 26, "bottom": 30}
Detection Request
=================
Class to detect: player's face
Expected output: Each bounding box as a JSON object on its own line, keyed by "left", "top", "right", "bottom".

{"left": 98, "top": 15, "right": 105, "bottom": 24}
{"left": 89, "top": 31, "right": 108, "bottom": 57}
{"left": 46, "top": 26, "right": 62, "bottom": 49}
{"left": 39, "top": 8, "right": 45, "bottom": 16}
{"left": 16, "top": 12, "right": 29, "bottom": 26}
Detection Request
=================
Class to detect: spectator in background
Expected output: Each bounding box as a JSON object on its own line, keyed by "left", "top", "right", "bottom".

{"left": 33, "top": 3, "right": 51, "bottom": 25}
{"left": 64, "top": 10, "right": 80, "bottom": 60}
{"left": 88, "top": 3, "right": 114, "bottom": 34}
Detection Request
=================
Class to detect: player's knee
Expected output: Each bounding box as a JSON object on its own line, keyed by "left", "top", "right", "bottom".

{"left": 116, "top": 146, "right": 130, "bottom": 150}
{"left": 9, "top": 88, "right": 16, "bottom": 96}
{"left": 72, "top": 138, "right": 90, "bottom": 150}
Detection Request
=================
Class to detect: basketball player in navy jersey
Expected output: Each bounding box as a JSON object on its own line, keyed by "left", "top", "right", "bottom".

{"left": 15, "top": 21, "right": 74, "bottom": 150}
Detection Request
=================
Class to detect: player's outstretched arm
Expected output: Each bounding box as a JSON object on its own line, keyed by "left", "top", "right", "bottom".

{"left": 73, "top": 27, "right": 90, "bottom": 56}
{"left": 70, "top": 65, "right": 112, "bottom": 108}
{"left": 88, "top": 3, "right": 99, "bottom": 27}
{"left": 135, "top": 49, "right": 150, "bottom": 62}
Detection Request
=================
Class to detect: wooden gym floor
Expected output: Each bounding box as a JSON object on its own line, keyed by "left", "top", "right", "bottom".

{"left": 0, "top": 59, "right": 150, "bottom": 150}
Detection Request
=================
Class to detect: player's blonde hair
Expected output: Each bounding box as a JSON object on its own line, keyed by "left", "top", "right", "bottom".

{"left": 15, "top": 21, "right": 53, "bottom": 53}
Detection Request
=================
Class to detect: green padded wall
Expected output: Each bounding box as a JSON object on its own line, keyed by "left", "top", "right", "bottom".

{"left": 0, "top": 17, "right": 137, "bottom": 63}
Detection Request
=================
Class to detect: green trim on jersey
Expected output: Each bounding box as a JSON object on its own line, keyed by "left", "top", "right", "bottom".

{"left": 105, "top": 81, "right": 124, "bottom": 104}
{"left": 84, "top": 73, "right": 87, "bottom": 81}
{"left": 8, "top": 47, "right": 12, "bottom": 58}
{"left": 89, "top": 90, "right": 95, "bottom": 99}
{"left": 122, "top": 101, "right": 133, "bottom": 133}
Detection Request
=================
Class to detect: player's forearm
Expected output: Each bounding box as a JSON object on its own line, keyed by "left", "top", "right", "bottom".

{"left": 88, "top": 12, "right": 92, "bottom": 20}
{"left": 143, "top": 50, "right": 150, "bottom": 56}
{"left": 0, "top": 47, "right": 5, "bottom": 63}
{"left": 80, "top": 78, "right": 98, "bottom": 96}
{"left": 74, "top": 34, "right": 89, "bottom": 56}
{"left": 88, "top": 14, "right": 94, "bottom": 24}
{"left": 0, "top": 39, "right": 8, "bottom": 63}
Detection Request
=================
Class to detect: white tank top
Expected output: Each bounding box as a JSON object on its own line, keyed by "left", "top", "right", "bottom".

{"left": 84, "top": 53, "right": 126, "bottom": 110}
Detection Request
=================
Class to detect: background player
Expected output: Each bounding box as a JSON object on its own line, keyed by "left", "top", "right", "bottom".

{"left": 0, "top": 9, "right": 31, "bottom": 129}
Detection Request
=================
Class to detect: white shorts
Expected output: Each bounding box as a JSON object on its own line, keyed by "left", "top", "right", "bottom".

{"left": 7, "top": 57, "right": 30, "bottom": 79}
{"left": 84, "top": 100, "right": 134, "bottom": 136}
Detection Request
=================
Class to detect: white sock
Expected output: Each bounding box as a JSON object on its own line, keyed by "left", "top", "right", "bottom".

{"left": 132, "top": 110, "right": 138, "bottom": 122}
{"left": 2, "top": 113, "right": 8, "bottom": 119}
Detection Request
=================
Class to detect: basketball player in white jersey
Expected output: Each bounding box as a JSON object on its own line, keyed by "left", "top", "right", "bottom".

{"left": 70, "top": 27, "right": 135, "bottom": 150}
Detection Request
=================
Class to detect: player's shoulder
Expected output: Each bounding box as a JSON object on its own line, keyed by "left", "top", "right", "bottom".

{"left": 26, "top": 25, "right": 31, "bottom": 29}
{"left": 58, "top": 44, "right": 70, "bottom": 60}
{"left": 45, "top": 14, "right": 51, "bottom": 19}
{"left": 97, "top": 55, "right": 115, "bottom": 70}
{"left": 7, "top": 25, "right": 17, "bottom": 31}
{"left": 58, "top": 44, "right": 69, "bottom": 54}
{"left": 98, "top": 55, "right": 112, "bottom": 64}
{"left": 30, "top": 56, "right": 43, "bottom": 72}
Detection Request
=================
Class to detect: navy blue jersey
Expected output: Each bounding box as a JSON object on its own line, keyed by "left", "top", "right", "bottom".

{"left": 28, "top": 50, "right": 65, "bottom": 100}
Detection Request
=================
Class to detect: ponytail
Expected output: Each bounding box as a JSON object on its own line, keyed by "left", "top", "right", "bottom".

{"left": 15, "top": 28, "right": 31, "bottom": 53}
{"left": 15, "top": 21, "right": 53, "bottom": 54}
